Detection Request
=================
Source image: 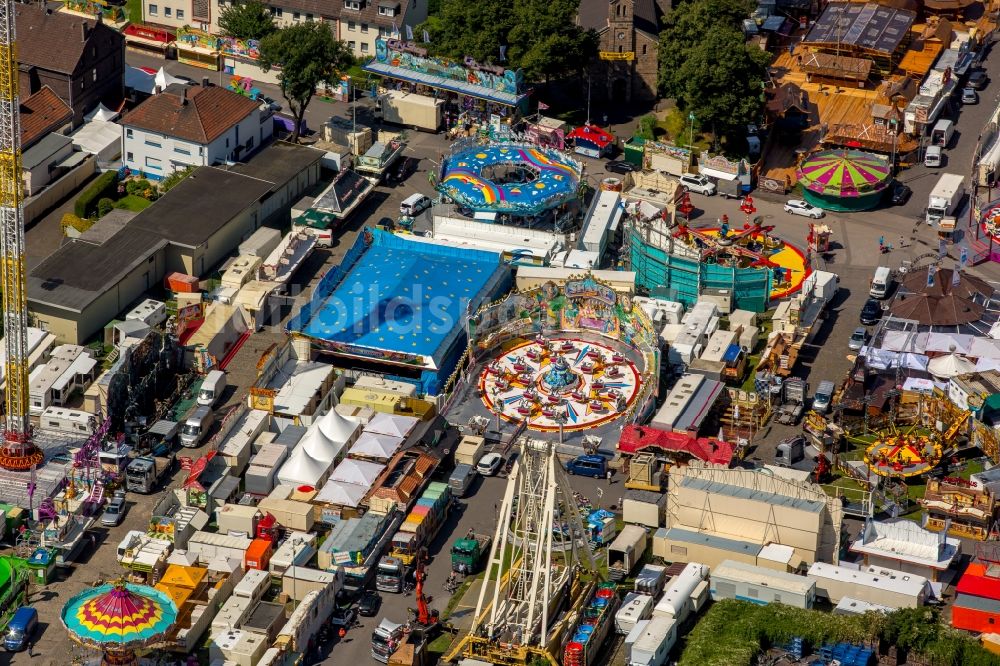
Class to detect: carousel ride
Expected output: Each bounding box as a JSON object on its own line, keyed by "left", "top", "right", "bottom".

{"left": 863, "top": 426, "right": 945, "bottom": 478}
{"left": 61, "top": 580, "right": 178, "bottom": 665}
{"left": 479, "top": 335, "right": 642, "bottom": 432}
{"left": 673, "top": 216, "right": 811, "bottom": 299}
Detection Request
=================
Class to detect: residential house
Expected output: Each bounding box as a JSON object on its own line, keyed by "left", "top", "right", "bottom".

{"left": 119, "top": 81, "right": 272, "bottom": 180}
{"left": 262, "top": 0, "right": 339, "bottom": 29}
{"left": 16, "top": 5, "right": 125, "bottom": 126}
{"left": 577, "top": 0, "right": 661, "bottom": 102}
{"left": 339, "top": 0, "right": 429, "bottom": 60}
{"left": 20, "top": 87, "right": 73, "bottom": 150}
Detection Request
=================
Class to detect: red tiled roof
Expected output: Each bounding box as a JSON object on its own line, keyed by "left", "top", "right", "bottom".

{"left": 568, "top": 124, "right": 614, "bottom": 148}
{"left": 617, "top": 424, "right": 736, "bottom": 466}
{"left": 120, "top": 84, "right": 260, "bottom": 144}
{"left": 957, "top": 563, "right": 1000, "bottom": 600}
{"left": 20, "top": 86, "right": 72, "bottom": 149}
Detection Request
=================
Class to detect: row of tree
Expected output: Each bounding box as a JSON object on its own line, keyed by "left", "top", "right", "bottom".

{"left": 219, "top": 0, "right": 766, "bottom": 144}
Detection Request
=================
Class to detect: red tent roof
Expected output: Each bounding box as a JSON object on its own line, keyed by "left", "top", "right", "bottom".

{"left": 617, "top": 425, "right": 735, "bottom": 466}
{"left": 956, "top": 563, "right": 1000, "bottom": 600}
{"left": 568, "top": 124, "right": 614, "bottom": 148}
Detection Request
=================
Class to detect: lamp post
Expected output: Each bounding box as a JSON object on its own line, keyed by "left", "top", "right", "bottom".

{"left": 889, "top": 117, "right": 898, "bottom": 174}
{"left": 688, "top": 112, "right": 696, "bottom": 149}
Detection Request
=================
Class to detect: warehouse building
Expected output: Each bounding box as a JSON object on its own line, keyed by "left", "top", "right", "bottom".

{"left": 653, "top": 462, "right": 843, "bottom": 569}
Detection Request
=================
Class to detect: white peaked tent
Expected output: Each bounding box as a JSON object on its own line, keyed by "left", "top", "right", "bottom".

{"left": 349, "top": 432, "right": 404, "bottom": 461}
{"left": 312, "top": 482, "right": 367, "bottom": 508}
{"left": 277, "top": 445, "right": 330, "bottom": 487}
{"left": 927, "top": 352, "right": 976, "bottom": 380}
{"left": 365, "top": 412, "right": 419, "bottom": 439}
{"left": 317, "top": 407, "right": 361, "bottom": 444}
{"left": 155, "top": 67, "right": 185, "bottom": 91}
{"left": 300, "top": 425, "right": 344, "bottom": 465}
{"left": 86, "top": 103, "right": 119, "bottom": 122}
{"left": 329, "top": 458, "right": 385, "bottom": 487}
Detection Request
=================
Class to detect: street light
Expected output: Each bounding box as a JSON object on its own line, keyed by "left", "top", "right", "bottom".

{"left": 688, "top": 112, "right": 696, "bottom": 149}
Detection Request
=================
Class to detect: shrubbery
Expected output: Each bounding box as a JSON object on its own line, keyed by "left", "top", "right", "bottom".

{"left": 74, "top": 170, "right": 119, "bottom": 218}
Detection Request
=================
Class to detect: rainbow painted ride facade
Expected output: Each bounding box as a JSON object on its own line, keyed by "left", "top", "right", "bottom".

{"left": 437, "top": 143, "right": 583, "bottom": 217}
{"left": 562, "top": 582, "right": 619, "bottom": 666}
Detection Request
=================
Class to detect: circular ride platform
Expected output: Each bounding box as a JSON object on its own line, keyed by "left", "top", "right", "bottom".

{"left": 439, "top": 144, "right": 581, "bottom": 215}
{"left": 864, "top": 433, "right": 944, "bottom": 478}
{"left": 479, "top": 337, "right": 642, "bottom": 432}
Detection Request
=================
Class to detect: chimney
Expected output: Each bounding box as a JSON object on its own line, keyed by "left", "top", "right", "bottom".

{"left": 202, "top": 77, "right": 210, "bottom": 88}
{"left": 81, "top": 22, "right": 89, "bottom": 41}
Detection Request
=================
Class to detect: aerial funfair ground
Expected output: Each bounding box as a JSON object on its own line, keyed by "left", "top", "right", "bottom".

{"left": 469, "top": 275, "right": 659, "bottom": 433}
{"left": 796, "top": 149, "right": 892, "bottom": 212}
{"left": 437, "top": 142, "right": 583, "bottom": 215}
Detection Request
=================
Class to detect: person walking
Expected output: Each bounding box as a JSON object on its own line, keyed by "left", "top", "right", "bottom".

{"left": 606, "top": 469, "right": 613, "bottom": 485}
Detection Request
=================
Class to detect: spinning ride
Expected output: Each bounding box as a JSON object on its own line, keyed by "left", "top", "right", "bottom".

{"left": 438, "top": 143, "right": 582, "bottom": 215}
{"left": 61, "top": 581, "right": 178, "bottom": 665}
{"left": 479, "top": 337, "right": 642, "bottom": 432}
{"left": 673, "top": 220, "right": 810, "bottom": 300}
{"left": 864, "top": 432, "right": 944, "bottom": 478}
{"left": 796, "top": 149, "right": 892, "bottom": 212}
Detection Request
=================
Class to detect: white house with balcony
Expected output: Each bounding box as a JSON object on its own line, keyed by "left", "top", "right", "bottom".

{"left": 119, "top": 81, "right": 273, "bottom": 180}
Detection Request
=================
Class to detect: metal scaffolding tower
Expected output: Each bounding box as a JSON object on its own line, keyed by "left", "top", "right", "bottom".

{"left": 0, "top": 0, "right": 41, "bottom": 471}
{"left": 447, "top": 438, "right": 596, "bottom": 665}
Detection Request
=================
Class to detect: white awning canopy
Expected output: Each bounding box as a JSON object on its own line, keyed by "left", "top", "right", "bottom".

{"left": 349, "top": 432, "right": 404, "bottom": 460}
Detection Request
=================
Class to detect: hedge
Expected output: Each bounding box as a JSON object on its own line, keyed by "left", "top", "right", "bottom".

{"left": 74, "top": 171, "right": 119, "bottom": 218}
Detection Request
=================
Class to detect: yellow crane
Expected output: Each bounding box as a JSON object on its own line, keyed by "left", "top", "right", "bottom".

{"left": 0, "top": 3, "right": 42, "bottom": 471}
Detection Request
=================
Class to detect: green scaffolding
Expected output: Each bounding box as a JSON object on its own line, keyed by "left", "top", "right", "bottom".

{"left": 627, "top": 228, "right": 773, "bottom": 313}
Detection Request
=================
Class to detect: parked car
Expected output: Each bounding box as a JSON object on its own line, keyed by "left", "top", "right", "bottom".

{"left": 477, "top": 452, "right": 503, "bottom": 476}
{"left": 330, "top": 606, "right": 358, "bottom": 627}
{"left": 678, "top": 173, "right": 716, "bottom": 195}
{"left": 890, "top": 182, "right": 911, "bottom": 206}
{"left": 260, "top": 95, "right": 282, "bottom": 112}
{"left": 784, "top": 199, "right": 825, "bottom": 218}
{"left": 390, "top": 157, "right": 417, "bottom": 184}
{"left": 101, "top": 492, "right": 128, "bottom": 527}
{"left": 358, "top": 590, "right": 382, "bottom": 617}
{"left": 860, "top": 298, "right": 883, "bottom": 326}
{"left": 606, "top": 160, "right": 638, "bottom": 175}
{"left": 3, "top": 607, "right": 37, "bottom": 652}
{"left": 962, "top": 87, "right": 979, "bottom": 104}
{"left": 848, "top": 327, "right": 867, "bottom": 352}
{"left": 566, "top": 455, "right": 608, "bottom": 478}
{"left": 969, "top": 70, "right": 989, "bottom": 90}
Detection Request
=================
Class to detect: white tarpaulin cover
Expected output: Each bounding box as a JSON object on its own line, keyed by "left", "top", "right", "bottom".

{"left": 927, "top": 352, "right": 976, "bottom": 379}
{"left": 86, "top": 103, "right": 119, "bottom": 122}
{"left": 902, "top": 377, "right": 936, "bottom": 394}
{"left": 349, "top": 432, "right": 404, "bottom": 460}
{"left": 925, "top": 332, "right": 973, "bottom": 355}
{"left": 861, "top": 347, "right": 929, "bottom": 371}
{"left": 977, "top": 358, "right": 1000, "bottom": 372}
{"left": 365, "top": 412, "right": 419, "bottom": 439}
{"left": 277, "top": 445, "right": 330, "bottom": 487}
{"left": 313, "top": 482, "right": 368, "bottom": 508}
{"left": 970, "top": 337, "right": 1000, "bottom": 360}
{"left": 329, "top": 458, "right": 384, "bottom": 487}
{"left": 155, "top": 66, "right": 185, "bottom": 90}
{"left": 317, "top": 408, "right": 361, "bottom": 444}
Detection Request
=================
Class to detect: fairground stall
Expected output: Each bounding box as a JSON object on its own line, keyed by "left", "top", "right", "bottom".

{"left": 123, "top": 24, "right": 175, "bottom": 58}
{"left": 363, "top": 39, "right": 529, "bottom": 135}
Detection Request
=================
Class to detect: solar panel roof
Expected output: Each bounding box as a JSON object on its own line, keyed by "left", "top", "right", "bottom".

{"left": 805, "top": 2, "right": 915, "bottom": 55}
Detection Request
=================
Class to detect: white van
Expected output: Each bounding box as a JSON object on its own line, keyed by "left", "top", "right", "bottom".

{"left": 925, "top": 145, "right": 943, "bottom": 168}
{"left": 198, "top": 370, "right": 227, "bottom": 407}
{"left": 180, "top": 405, "right": 214, "bottom": 447}
{"left": 400, "top": 193, "right": 432, "bottom": 217}
{"left": 931, "top": 119, "right": 954, "bottom": 147}
{"left": 869, "top": 266, "right": 892, "bottom": 299}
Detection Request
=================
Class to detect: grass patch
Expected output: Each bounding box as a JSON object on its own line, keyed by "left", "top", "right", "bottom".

{"left": 443, "top": 579, "right": 474, "bottom": 620}
{"left": 125, "top": 0, "right": 142, "bottom": 23}
{"left": 115, "top": 194, "right": 152, "bottom": 212}
{"left": 428, "top": 633, "right": 455, "bottom": 654}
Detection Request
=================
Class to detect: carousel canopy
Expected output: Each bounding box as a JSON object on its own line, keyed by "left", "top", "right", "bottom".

{"left": 796, "top": 149, "right": 891, "bottom": 197}
{"left": 927, "top": 352, "right": 976, "bottom": 379}
{"left": 61, "top": 582, "right": 178, "bottom": 650}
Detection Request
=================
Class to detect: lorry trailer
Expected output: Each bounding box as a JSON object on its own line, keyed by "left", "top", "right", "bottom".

{"left": 125, "top": 453, "right": 175, "bottom": 494}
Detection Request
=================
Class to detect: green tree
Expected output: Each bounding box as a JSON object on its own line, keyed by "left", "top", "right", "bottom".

{"left": 419, "top": 0, "right": 514, "bottom": 64}
{"left": 658, "top": 0, "right": 766, "bottom": 141}
{"left": 218, "top": 0, "right": 276, "bottom": 41}
{"left": 259, "top": 23, "right": 354, "bottom": 143}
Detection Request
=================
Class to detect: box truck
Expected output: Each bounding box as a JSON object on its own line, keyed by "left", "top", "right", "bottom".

{"left": 926, "top": 173, "right": 964, "bottom": 225}
{"left": 375, "top": 90, "right": 443, "bottom": 133}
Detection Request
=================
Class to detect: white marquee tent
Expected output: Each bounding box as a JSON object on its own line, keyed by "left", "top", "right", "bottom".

{"left": 277, "top": 445, "right": 331, "bottom": 487}
{"left": 927, "top": 352, "right": 976, "bottom": 380}
{"left": 349, "top": 432, "right": 404, "bottom": 460}
{"left": 365, "top": 412, "right": 419, "bottom": 439}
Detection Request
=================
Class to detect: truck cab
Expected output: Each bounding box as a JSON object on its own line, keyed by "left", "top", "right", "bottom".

{"left": 376, "top": 556, "right": 407, "bottom": 593}
{"left": 180, "top": 406, "right": 214, "bottom": 447}
{"left": 389, "top": 531, "right": 418, "bottom": 566}
{"left": 371, "top": 618, "right": 406, "bottom": 663}
{"left": 451, "top": 532, "right": 491, "bottom": 574}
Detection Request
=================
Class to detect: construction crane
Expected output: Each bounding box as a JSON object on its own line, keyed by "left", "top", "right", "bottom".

{"left": 0, "top": 2, "right": 41, "bottom": 472}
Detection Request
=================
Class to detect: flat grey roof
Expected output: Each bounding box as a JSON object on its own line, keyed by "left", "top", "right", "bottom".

{"left": 230, "top": 141, "right": 324, "bottom": 192}
{"left": 680, "top": 476, "right": 826, "bottom": 514}
{"left": 22, "top": 132, "right": 72, "bottom": 170}
{"left": 28, "top": 226, "right": 167, "bottom": 312}
{"left": 955, "top": 593, "right": 1000, "bottom": 613}
{"left": 661, "top": 526, "right": 762, "bottom": 555}
{"left": 674, "top": 377, "right": 723, "bottom": 433}
{"left": 129, "top": 167, "right": 273, "bottom": 248}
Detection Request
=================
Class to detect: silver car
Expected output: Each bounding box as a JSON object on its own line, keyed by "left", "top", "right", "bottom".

{"left": 101, "top": 493, "right": 128, "bottom": 527}
{"left": 848, "top": 327, "right": 867, "bottom": 352}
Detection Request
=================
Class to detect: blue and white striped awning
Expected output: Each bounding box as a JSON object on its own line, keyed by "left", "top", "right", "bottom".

{"left": 362, "top": 61, "right": 528, "bottom": 107}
